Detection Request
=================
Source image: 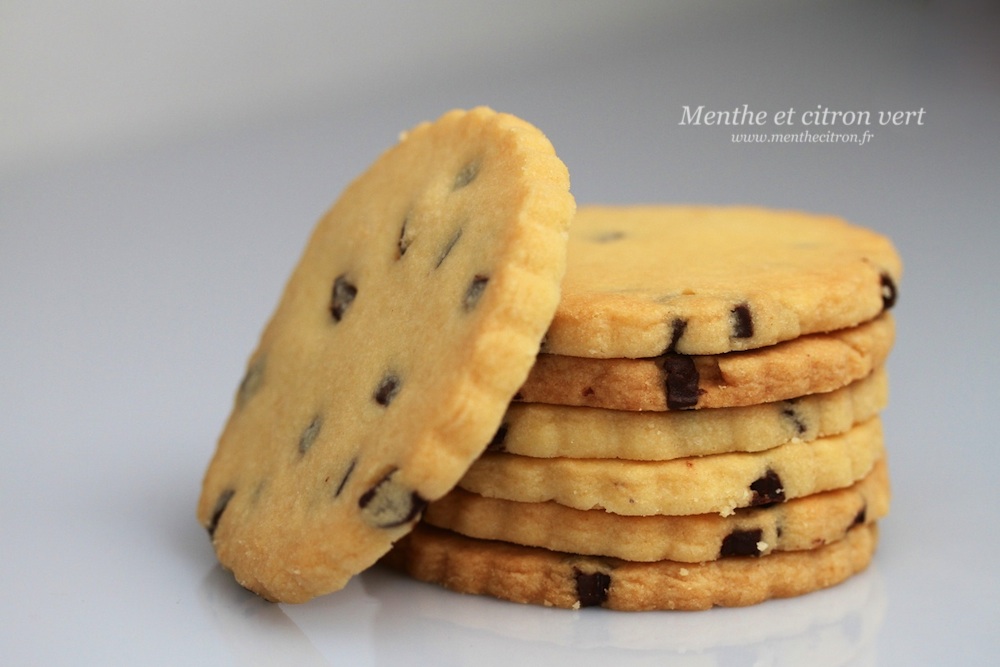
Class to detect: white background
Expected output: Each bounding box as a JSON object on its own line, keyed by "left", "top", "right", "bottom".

{"left": 2, "top": 1, "right": 998, "bottom": 665}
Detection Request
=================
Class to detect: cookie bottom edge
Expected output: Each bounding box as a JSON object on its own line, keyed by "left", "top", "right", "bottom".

{"left": 381, "top": 522, "right": 879, "bottom": 611}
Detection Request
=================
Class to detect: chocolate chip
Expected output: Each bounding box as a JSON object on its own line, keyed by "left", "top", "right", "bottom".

{"left": 661, "top": 354, "right": 700, "bottom": 409}
{"left": 591, "top": 230, "right": 625, "bottom": 243}
{"left": 374, "top": 373, "right": 401, "bottom": 407}
{"left": 207, "top": 489, "right": 235, "bottom": 538}
{"left": 664, "top": 318, "right": 688, "bottom": 355}
{"left": 298, "top": 415, "right": 322, "bottom": 455}
{"left": 358, "top": 469, "right": 428, "bottom": 528}
{"left": 853, "top": 505, "right": 867, "bottom": 526}
{"left": 573, "top": 569, "right": 611, "bottom": 608}
{"left": 463, "top": 275, "right": 489, "bottom": 311}
{"left": 731, "top": 303, "right": 754, "bottom": 339}
{"left": 333, "top": 459, "right": 356, "bottom": 498}
{"left": 330, "top": 274, "right": 357, "bottom": 321}
{"left": 720, "top": 528, "right": 764, "bottom": 558}
{"left": 435, "top": 229, "right": 463, "bottom": 268}
{"left": 750, "top": 470, "right": 785, "bottom": 507}
{"left": 880, "top": 273, "right": 897, "bottom": 310}
{"left": 486, "top": 423, "right": 508, "bottom": 452}
{"left": 397, "top": 215, "right": 412, "bottom": 259}
{"left": 453, "top": 161, "right": 479, "bottom": 190}
{"left": 780, "top": 403, "right": 808, "bottom": 435}
{"left": 236, "top": 356, "right": 265, "bottom": 408}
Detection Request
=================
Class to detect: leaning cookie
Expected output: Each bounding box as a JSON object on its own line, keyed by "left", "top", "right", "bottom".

{"left": 494, "top": 368, "right": 886, "bottom": 460}
{"left": 518, "top": 315, "right": 893, "bottom": 411}
{"left": 543, "top": 205, "right": 901, "bottom": 359}
{"left": 382, "top": 523, "right": 880, "bottom": 611}
{"left": 197, "top": 108, "right": 575, "bottom": 603}
{"left": 427, "top": 459, "right": 889, "bottom": 562}
{"left": 459, "top": 417, "right": 884, "bottom": 516}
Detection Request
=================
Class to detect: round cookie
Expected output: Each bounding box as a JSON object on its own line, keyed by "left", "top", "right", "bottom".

{"left": 459, "top": 417, "right": 884, "bottom": 516}
{"left": 518, "top": 314, "right": 894, "bottom": 411}
{"left": 196, "top": 108, "right": 576, "bottom": 602}
{"left": 427, "top": 459, "right": 889, "bottom": 562}
{"left": 382, "top": 523, "right": 880, "bottom": 611}
{"left": 494, "top": 369, "right": 887, "bottom": 460}
{"left": 542, "top": 205, "right": 901, "bottom": 359}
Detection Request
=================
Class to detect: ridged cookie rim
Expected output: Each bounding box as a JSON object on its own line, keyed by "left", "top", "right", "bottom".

{"left": 382, "top": 522, "right": 879, "bottom": 611}
{"left": 543, "top": 205, "right": 902, "bottom": 358}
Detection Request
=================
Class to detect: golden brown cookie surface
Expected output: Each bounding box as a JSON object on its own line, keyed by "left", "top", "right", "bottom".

{"left": 519, "top": 315, "right": 894, "bottom": 411}
{"left": 544, "top": 205, "right": 901, "bottom": 358}
{"left": 427, "top": 459, "right": 889, "bottom": 562}
{"left": 459, "top": 417, "right": 884, "bottom": 516}
{"left": 382, "top": 523, "right": 880, "bottom": 611}
{"left": 197, "top": 108, "right": 575, "bottom": 602}
{"left": 495, "top": 369, "right": 886, "bottom": 460}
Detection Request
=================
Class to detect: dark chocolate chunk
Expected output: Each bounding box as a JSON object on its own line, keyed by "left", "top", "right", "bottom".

{"left": 207, "top": 489, "right": 235, "bottom": 538}
{"left": 780, "top": 403, "right": 808, "bottom": 435}
{"left": 435, "top": 229, "right": 463, "bottom": 268}
{"left": 720, "top": 528, "right": 764, "bottom": 558}
{"left": 664, "top": 318, "right": 688, "bottom": 355}
{"left": 750, "top": 469, "right": 786, "bottom": 507}
{"left": 853, "top": 505, "right": 867, "bottom": 526}
{"left": 591, "top": 230, "right": 625, "bottom": 243}
{"left": 397, "top": 215, "right": 412, "bottom": 259}
{"left": 573, "top": 569, "right": 611, "bottom": 608}
{"left": 298, "top": 415, "right": 322, "bottom": 455}
{"left": 880, "top": 273, "right": 897, "bottom": 310}
{"left": 330, "top": 274, "right": 358, "bottom": 321}
{"left": 661, "top": 354, "right": 700, "bottom": 409}
{"left": 486, "top": 424, "right": 509, "bottom": 452}
{"left": 374, "top": 373, "right": 401, "bottom": 407}
{"left": 731, "top": 303, "right": 754, "bottom": 339}
{"left": 463, "top": 275, "right": 489, "bottom": 311}
{"left": 236, "top": 356, "right": 265, "bottom": 408}
{"left": 358, "top": 469, "right": 428, "bottom": 528}
{"left": 453, "top": 161, "right": 479, "bottom": 190}
{"left": 333, "top": 459, "right": 356, "bottom": 498}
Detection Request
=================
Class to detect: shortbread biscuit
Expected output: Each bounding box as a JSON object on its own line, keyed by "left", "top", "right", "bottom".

{"left": 427, "top": 459, "right": 888, "bottom": 562}
{"left": 382, "top": 522, "right": 879, "bottom": 610}
{"left": 368, "top": 554, "right": 886, "bottom": 652}
{"left": 518, "top": 315, "right": 893, "bottom": 411}
{"left": 493, "top": 369, "right": 886, "bottom": 460}
{"left": 543, "top": 205, "right": 901, "bottom": 358}
{"left": 197, "top": 108, "right": 575, "bottom": 602}
{"left": 459, "top": 417, "right": 883, "bottom": 516}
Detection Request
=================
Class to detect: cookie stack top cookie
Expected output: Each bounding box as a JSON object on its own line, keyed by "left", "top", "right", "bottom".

{"left": 544, "top": 206, "right": 901, "bottom": 358}
{"left": 197, "top": 108, "right": 575, "bottom": 602}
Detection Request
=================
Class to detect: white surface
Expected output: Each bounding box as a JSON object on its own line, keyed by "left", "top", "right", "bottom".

{"left": 2, "top": 2, "right": 999, "bottom": 665}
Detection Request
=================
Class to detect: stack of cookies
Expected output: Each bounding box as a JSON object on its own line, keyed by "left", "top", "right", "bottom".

{"left": 197, "top": 108, "right": 900, "bottom": 612}
{"left": 387, "top": 205, "right": 901, "bottom": 611}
